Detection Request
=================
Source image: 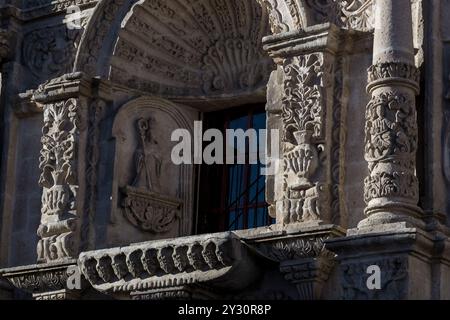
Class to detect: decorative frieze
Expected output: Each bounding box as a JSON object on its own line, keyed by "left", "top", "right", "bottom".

{"left": 0, "top": 261, "right": 82, "bottom": 299}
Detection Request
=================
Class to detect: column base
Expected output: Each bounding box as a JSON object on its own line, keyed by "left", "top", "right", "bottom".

{"left": 325, "top": 225, "right": 449, "bottom": 300}
{"left": 358, "top": 202, "right": 425, "bottom": 230}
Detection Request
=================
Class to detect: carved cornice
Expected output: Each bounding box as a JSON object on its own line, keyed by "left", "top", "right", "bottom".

{"left": 78, "top": 232, "right": 264, "bottom": 297}
{"left": 33, "top": 72, "right": 93, "bottom": 103}
{"left": 263, "top": 23, "right": 342, "bottom": 59}
{"left": 0, "top": 261, "right": 78, "bottom": 295}
{"left": 245, "top": 224, "right": 343, "bottom": 262}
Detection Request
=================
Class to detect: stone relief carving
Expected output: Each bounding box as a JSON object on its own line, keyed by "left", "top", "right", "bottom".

{"left": 256, "top": 0, "right": 374, "bottom": 33}
{"left": 121, "top": 117, "right": 182, "bottom": 233}
{"left": 279, "top": 53, "right": 332, "bottom": 224}
{"left": 254, "top": 236, "right": 329, "bottom": 261}
{"left": 38, "top": 98, "right": 84, "bottom": 262}
{"left": 111, "top": 98, "right": 195, "bottom": 242}
{"left": 341, "top": 257, "right": 408, "bottom": 300}
{"left": 20, "top": 1, "right": 98, "bottom": 21}
{"left": 1, "top": 262, "right": 82, "bottom": 300}
{"left": 78, "top": 233, "right": 262, "bottom": 296}
{"left": 22, "top": 24, "right": 84, "bottom": 80}
{"left": 331, "top": 57, "right": 348, "bottom": 225}
{"left": 0, "top": 29, "right": 11, "bottom": 62}
{"left": 108, "top": 0, "right": 273, "bottom": 97}
{"left": 364, "top": 88, "right": 419, "bottom": 206}
{"left": 80, "top": 99, "right": 107, "bottom": 251}
{"left": 305, "top": 0, "right": 374, "bottom": 31}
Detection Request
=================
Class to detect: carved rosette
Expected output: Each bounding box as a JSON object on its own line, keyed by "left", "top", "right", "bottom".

{"left": 279, "top": 53, "right": 333, "bottom": 225}
{"left": 363, "top": 62, "right": 422, "bottom": 222}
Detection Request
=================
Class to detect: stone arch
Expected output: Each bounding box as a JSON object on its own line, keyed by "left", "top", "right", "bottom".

{"left": 74, "top": 0, "right": 276, "bottom": 102}
{"left": 73, "top": 0, "right": 375, "bottom": 86}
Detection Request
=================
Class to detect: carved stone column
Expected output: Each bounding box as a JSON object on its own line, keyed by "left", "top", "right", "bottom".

{"left": 325, "top": 0, "right": 450, "bottom": 300}
{"left": 359, "top": 0, "right": 423, "bottom": 229}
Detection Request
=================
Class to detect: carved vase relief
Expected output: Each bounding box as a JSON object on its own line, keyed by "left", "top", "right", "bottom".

{"left": 278, "top": 53, "right": 333, "bottom": 225}
{"left": 38, "top": 98, "right": 83, "bottom": 262}
{"left": 111, "top": 98, "right": 196, "bottom": 244}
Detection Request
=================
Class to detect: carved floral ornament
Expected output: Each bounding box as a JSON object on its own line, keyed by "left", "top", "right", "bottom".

{"left": 278, "top": 53, "right": 332, "bottom": 225}
{"left": 38, "top": 97, "right": 84, "bottom": 263}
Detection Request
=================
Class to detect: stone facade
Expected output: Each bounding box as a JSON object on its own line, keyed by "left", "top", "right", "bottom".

{"left": 0, "top": 0, "right": 448, "bottom": 300}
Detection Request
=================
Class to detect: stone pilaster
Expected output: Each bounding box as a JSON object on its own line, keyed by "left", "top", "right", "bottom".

{"left": 263, "top": 24, "right": 342, "bottom": 227}
{"left": 262, "top": 23, "right": 361, "bottom": 300}
{"left": 32, "top": 72, "right": 95, "bottom": 263}
{"left": 359, "top": 0, "right": 423, "bottom": 229}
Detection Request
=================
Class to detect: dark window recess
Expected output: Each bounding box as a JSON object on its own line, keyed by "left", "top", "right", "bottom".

{"left": 197, "top": 104, "right": 274, "bottom": 233}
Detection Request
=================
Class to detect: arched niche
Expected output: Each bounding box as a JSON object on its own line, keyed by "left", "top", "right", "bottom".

{"left": 110, "top": 96, "right": 197, "bottom": 246}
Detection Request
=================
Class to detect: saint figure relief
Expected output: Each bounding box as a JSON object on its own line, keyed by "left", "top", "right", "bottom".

{"left": 132, "top": 117, "right": 163, "bottom": 193}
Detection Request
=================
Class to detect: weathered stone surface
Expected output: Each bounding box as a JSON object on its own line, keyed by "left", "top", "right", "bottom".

{"left": 0, "top": 0, "right": 448, "bottom": 301}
